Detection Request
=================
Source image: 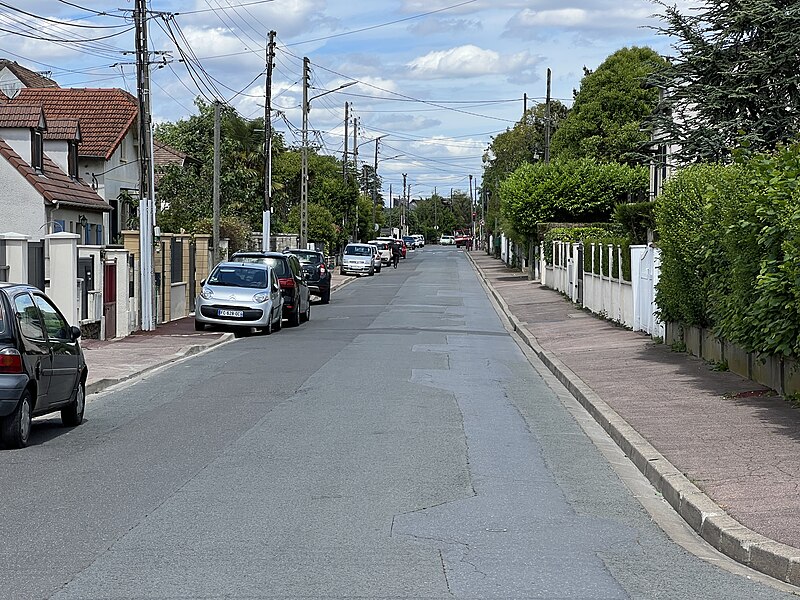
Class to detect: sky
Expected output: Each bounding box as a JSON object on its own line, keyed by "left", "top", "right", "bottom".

{"left": 2, "top": 0, "right": 693, "bottom": 202}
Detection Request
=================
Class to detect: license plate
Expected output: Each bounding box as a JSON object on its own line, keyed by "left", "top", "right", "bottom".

{"left": 218, "top": 309, "right": 243, "bottom": 318}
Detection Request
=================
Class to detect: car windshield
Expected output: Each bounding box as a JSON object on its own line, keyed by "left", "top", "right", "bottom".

{"left": 289, "top": 251, "right": 321, "bottom": 265}
{"left": 345, "top": 245, "right": 372, "bottom": 256}
{"left": 234, "top": 256, "right": 290, "bottom": 277}
{"left": 207, "top": 265, "right": 269, "bottom": 289}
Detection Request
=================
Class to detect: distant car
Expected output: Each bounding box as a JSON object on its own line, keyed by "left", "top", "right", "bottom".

{"left": 0, "top": 283, "right": 87, "bottom": 448}
{"left": 285, "top": 249, "right": 332, "bottom": 304}
{"left": 402, "top": 235, "right": 417, "bottom": 249}
{"left": 229, "top": 252, "right": 311, "bottom": 326}
{"left": 412, "top": 234, "right": 425, "bottom": 247}
{"left": 368, "top": 240, "right": 391, "bottom": 266}
{"left": 455, "top": 234, "right": 472, "bottom": 248}
{"left": 195, "top": 262, "right": 283, "bottom": 334}
{"left": 341, "top": 243, "right": 376, "bottom": 276}
{"left": 440, "top": 235, "right": 455, "bottom": 245}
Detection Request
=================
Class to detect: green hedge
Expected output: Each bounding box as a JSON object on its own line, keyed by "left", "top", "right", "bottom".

{"left": 583, "top": 237, "right": 632, "bottom": 281}
{"left": 655, "top": 143, "right": 800, "bottom": 357}
{"left": 543, "top": 225, "right": 619, "bottom": 264}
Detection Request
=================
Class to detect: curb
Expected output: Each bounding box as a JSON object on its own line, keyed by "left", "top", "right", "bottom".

{"left": 85, "top": 332, "right": 235, "bottom": 396}
{"left": 466, "top": 251, "right": 800, "bottom": 587}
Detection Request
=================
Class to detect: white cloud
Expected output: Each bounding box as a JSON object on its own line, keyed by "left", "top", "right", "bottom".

{"left": 406, "top": 45, "right": 539, "bottom": 79}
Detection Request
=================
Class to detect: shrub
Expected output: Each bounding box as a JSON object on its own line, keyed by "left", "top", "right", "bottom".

{"left": 614, "top": 201, "right": 655, "bottom": 244}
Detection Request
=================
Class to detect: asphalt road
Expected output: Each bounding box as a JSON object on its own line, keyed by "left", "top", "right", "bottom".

{"left": 0, "top": 247, "right": 796, "bottom": 599}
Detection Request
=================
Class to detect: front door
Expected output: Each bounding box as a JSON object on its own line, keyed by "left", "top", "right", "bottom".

{"left": 12, "top": 292, "right": 52, "bottom": 408}
{"left": 103, "top": 262, "right": 117, "bottom": 339}
{"left": 33, "top": 295, "right": 80, "bottom": 405}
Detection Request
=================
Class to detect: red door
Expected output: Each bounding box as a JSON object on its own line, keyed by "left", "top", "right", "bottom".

{"left": 103, "top": 262, "right": 117, "bottom": 339}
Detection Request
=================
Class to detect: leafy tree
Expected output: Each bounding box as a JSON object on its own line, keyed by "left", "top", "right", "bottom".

{"left": 551, "top": 47, "right": 667, "bottom": 165}
{"left": 650, "top": 0, "right": 800, "bottom": 164}
{"left": 286, "top": 203, "right": 339, "bottom": 252}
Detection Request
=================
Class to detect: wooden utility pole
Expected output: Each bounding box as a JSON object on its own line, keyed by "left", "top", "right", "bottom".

{"left": 135, "top": 0, "right": 155, "bottom": 330}
{"left": 262, "top": 30, "right": 275, "bottom": 251}
{"left": 343, "top": 102, "right": 349, "bottom": 183}
{"left": 401, "top": 173, "right": 407, "bottom": 237}
{"left": 544, "top": 68, "right": 552, "bottom": 164}
{"left": 213, "top": 100, "right": 221, "bottom": 262}
{"left": 300, "top": 56, "right": 310, "bottom": 248}
{"left": 352, "top": 117, "right": 358, "bottom": 241}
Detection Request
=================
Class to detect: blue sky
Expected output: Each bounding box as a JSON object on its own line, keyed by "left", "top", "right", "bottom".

{"left": 4, "top": 0, "right": 693, "bottom": 200}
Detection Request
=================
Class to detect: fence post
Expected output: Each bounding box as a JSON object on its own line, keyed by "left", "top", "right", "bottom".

{"left": 45, "top": 232, "right": 80, "bottom": 326}
{"left": 0, "top": 233, "right": 29, "bottom": 283}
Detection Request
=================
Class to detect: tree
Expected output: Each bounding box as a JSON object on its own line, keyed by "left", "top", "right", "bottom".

{"left": 550, "top": 47, "right": 667, "bottom": 165}
{"left": 650, "top": 0, "right": 800, "bottom": 164}
{"left": 286, "top": 203, "right": 339, "bottom": 252}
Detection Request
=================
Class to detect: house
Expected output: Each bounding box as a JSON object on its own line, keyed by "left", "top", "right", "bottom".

{"left": 0, "top": 103, "right": 110, "bottom": 243}
{"left": 0, "top": 59, "right": 59, "bottom": 97}
{"left": 6, "top": 87, "right": 140, "bottom": 243}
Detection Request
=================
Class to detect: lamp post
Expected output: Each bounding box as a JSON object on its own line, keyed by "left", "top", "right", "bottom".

{"left": 301, "top": 72, "right": 356, "bottom": 248}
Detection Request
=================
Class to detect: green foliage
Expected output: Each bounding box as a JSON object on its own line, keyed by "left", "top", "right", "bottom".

{"left": 655, "top": 143, "right": 800, "bottom": 357}
{"left": 613, "top": 201, "right": 655, "bottom": 245}
{"left": 194, "top": 215, "right": 252, "bottom": 254}
{"left": 583, "top": 237, "right": 632, "bottom": 281}
{"left": 650, "top": 0, "right": 800, "bottom": 164}
{"left": 500, "top": 159, "right": 648, "bottom": 237}
{"left": 550, "top": 47, "right": 667, "bottom": 165}
{"left": 286, "top": 203, "right": 340, "bottom": 251}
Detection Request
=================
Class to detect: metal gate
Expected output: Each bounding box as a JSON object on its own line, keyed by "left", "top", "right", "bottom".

{"left": 188, "top": 240, "right": 197, "bottom": 300}
{"left": 27, "top": 241, "right": 45, "bottom": 290}
{"left": 0, "top": 240, "right": 7, "bottom": 282}
{"left": 78, "top": 257, "right": 94, "bottom": 321}
{"left": 103, "top": 261, "right": 117, "bottom": 339}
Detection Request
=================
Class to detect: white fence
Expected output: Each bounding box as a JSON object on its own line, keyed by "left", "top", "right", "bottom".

{"left": 542, "top": 241, "right": 663, "bottom": 336}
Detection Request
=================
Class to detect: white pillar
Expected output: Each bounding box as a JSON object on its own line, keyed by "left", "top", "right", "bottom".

{"left": 45, "top": 232, "right": 80, "bottom": 326}
{"left": 0, "top": 232, "right": 30, "bottom": 283}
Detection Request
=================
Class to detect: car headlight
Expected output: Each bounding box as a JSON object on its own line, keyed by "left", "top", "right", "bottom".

{"left": 253, "top": 292, "right": 269, "bottom": 303}
{"left": 200, "top": 287, "right": 214, "bottom": 300}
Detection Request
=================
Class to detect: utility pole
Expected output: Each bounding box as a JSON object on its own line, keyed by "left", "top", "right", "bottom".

{"left": 300, "top": 56, "right": 310, "bottom": 248}
{"left": 371, "top": 136, "right": 387, "bottom": 235}
{"left": 343, "top": 102, "right": 349, "bottom": 183}
{"left": 544, "top": 68, "right": 552, "bottom": 164}
{"left": 134, "top": 0, "right": 155, "bottom": 330}
{"left": 262, "top": 30, "right": 276, "bottom": 252}
{"left": 388, "top": 184, "right": 392, "bottom": 231}
{"left": 401, "top": 173, "right": 407, "bottom": 237}
{"left": 213, "top": 100, "right": 221, "bottom": 262}
{"left": 469, "top": 174, "right": 474, "bottom": 250}
{"left": 523, "top": 92, "right": 528, "bottom": 120}
{"left": 352, "top": 117, "right": 358, "bottom": 241}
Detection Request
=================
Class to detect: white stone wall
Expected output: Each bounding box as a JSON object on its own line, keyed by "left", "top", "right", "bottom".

{"left": 0, "top": 157, "right": 46, "bottom": 239}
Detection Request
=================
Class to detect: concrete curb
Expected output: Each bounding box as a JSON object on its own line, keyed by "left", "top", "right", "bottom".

{"left": 466, "top": 251, "right": 800, "bottom": 587}
{"left": 86, "top": 332, "right": 235, "bottom": 396}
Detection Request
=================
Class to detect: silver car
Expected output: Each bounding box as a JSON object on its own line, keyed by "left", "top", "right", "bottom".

{"left": 340, "top": 243, "right": 375, "bottom": 276}
{"left": 195, "top": 262, "right": 283, "bottom": 334}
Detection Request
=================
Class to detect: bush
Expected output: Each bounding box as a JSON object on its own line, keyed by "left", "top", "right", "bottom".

{"left": 614, "top": 201, "right": 655, "bottom": 244}
{"left": 542, "top": 225, "right": 619, "bottom": 264}
{"left": 583, "top": 237, "right": 632, "bottom": 281}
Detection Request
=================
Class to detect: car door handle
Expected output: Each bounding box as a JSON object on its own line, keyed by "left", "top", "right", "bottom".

{"left": 35, "top": 361, "right": 42, "bottom": 379}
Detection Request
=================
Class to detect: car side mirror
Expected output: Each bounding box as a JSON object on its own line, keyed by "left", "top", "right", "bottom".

{"left": 71, "top": 325, "right": 82, "bottom": 340}
{"left": 200, "top": 278, "right": 206, "bottom": 286}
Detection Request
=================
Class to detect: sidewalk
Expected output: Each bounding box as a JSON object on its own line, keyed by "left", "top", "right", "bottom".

{"left": 468, "top": 250, "right": 800, "bottom": 586}
{"left": 82, "top": 271, "right": 355, "bottom": 395}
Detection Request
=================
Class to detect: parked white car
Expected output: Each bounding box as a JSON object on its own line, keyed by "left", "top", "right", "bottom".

{"left": 340, "top": 243, "right": 375, "bottom": 276}
{"left": 368, "top": 240, "right": 392, "bottom": 266}
{"left": 413, "top": 234, "right": 425, "bottom": 247}
{"left": 440, "top": 235, "right": 455, "bottom": 245}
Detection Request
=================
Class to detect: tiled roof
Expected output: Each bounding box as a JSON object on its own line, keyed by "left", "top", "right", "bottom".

{"left": 10, "top": 88, "right": 137, "bottom": 160}
{"left": 153, "top": 139, "right": 190, "bottom": 166}
{"left": 0, "top": 104, "right": 45, "bottom": 129}
{"left": 43, "top": 119, "right": 80, "bottom": 141}
{"left": 0, "top": 60, "right": 59, "bottom": 89}
{"left": 0, "top": 139, "right": 110, "bottom": 212}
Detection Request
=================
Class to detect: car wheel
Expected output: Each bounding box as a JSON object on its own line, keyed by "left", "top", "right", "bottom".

{"left": 1, "top": 389, "right": 32, "bottom": 448}
{"left": 263, "top": 314, "right": 273, "bottom": 335}
{"left": 301, "top": 301, "right": 310, "bottom": 323}
{"left": 289, "top": 304, "right": 301, "bottom": 327}
{"left": 61, "top": 379, "right": 85, "bottom": 427}
{"left": 275, "top": 310, "right": 283, "bottom": 331}
{"left": 194, "top": 320, "right": 205, "bottom": 331}
{"left": 321, "top": 289, "right": 330, "bottom": 304}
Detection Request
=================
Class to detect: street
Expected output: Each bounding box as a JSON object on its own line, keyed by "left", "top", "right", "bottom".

{"left": 0, "top": 247, "right": 795, "bottom": 599}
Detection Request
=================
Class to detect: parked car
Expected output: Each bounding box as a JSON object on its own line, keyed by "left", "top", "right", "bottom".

{"left": 0, "top": 283, "right": 87, "bottom": 448}
{"left": 402, "top": 235, "right": 417, "bottom": 249}
{"left": 341, "top": 243, "right": 376, "bottom": 276}
{"left": 440, "top": 235, "right": 455, "bottom": 245}
{"left": 195, "top": 262, "right": 283, "bottom": 334}
{"left": 229, "top": 252, "right": 311, "bottom": 326}
{"left": 368, "top": 240, "right": 391, "bottom": 266}
{"left": 284, "top": 249, "right": 332, "bottom": 303}
{"left": 412, "top": 234, "right": 425, "bottom": 247}
{"left": 366, "top": 244, "right": 383, "bottom": 273}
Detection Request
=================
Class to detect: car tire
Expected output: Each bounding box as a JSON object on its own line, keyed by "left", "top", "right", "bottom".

{"left": 288, "top": 304, "right": 301, "bottom": 327}
{"left": 61, "top": 379, "right": 85, "bottom": 427}
{"left": 2, "top": 389, "right": 32, "bottom": 448}
{"left": 301, "top": 300, "right": 310, "bottom": 323}
{"left": 263, "top": 314, "right": 273, "bottom": 335}
{"left": 275, "top": 310, "right": 283, "bottom": 331}
{"left": 194, "top": 320, "right": 205, "bottom": 331}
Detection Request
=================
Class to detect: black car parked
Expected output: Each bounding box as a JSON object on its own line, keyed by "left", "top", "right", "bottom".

{"left": 284, "top": 249, "right": 331, "bottom": 304}
{"left": 230, "top": 252, "right": 311, "bottom": 326}
{"left": 0, "top": 283, "right": 87, "bottom": 448}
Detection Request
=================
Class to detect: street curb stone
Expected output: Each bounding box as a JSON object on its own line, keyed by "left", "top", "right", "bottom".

{"left": 467, "top": 251, "right": 800, "bottom": 587}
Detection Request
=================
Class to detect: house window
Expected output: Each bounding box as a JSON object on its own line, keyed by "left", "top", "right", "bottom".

{"left": 120, "top": 138, "right": 127, "bottom": 163}
{"left": 68, "top": 141, "right": 78, "bottom": 179}
{"left": 31, "top": 129, "right": 43, "bottom": 172}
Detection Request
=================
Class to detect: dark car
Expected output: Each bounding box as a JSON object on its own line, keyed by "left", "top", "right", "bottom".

{"left": 230, "top": 252, "right": 311, "bottom": 326}
{"left": 284, "top": 249, "right": 332, "bottom": 303}
{"left": 0, "top": 283, "right": 87, "bottom": 448}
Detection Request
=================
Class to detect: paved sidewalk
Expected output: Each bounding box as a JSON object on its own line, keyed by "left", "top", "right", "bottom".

{"left": 82, "top": 271, "right": 355, "bottom": 395}
{"left": 468, "top": 250, "right": 800, "bottom": 586}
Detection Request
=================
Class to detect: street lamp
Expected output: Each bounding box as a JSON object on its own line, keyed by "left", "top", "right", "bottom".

{"left": 301, "top": 72, "right": 356, "bottom": 248}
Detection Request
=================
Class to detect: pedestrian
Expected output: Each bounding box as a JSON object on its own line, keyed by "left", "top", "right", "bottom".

{"left": 391, "top": 241, "right": 401, "bottom": 268}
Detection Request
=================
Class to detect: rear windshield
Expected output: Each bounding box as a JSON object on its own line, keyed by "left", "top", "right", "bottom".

{"left": 345, "top": 245, "right": 372, "bottom": 256}
{"left": 289, "top": 251, "right": 321, "bottom": 265}
{"left": 0, "top": 298, "right": 8, "bottom": 338}
{"left": 207, "top": 265, "right": 269, "bottom": 289}
{"left": 235, "top": 256, "right": 290, "bottom": 277}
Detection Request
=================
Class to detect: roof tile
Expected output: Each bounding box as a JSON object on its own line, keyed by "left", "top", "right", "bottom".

{"left": 0, "top": 104, "right": 44, "bottom": 129}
